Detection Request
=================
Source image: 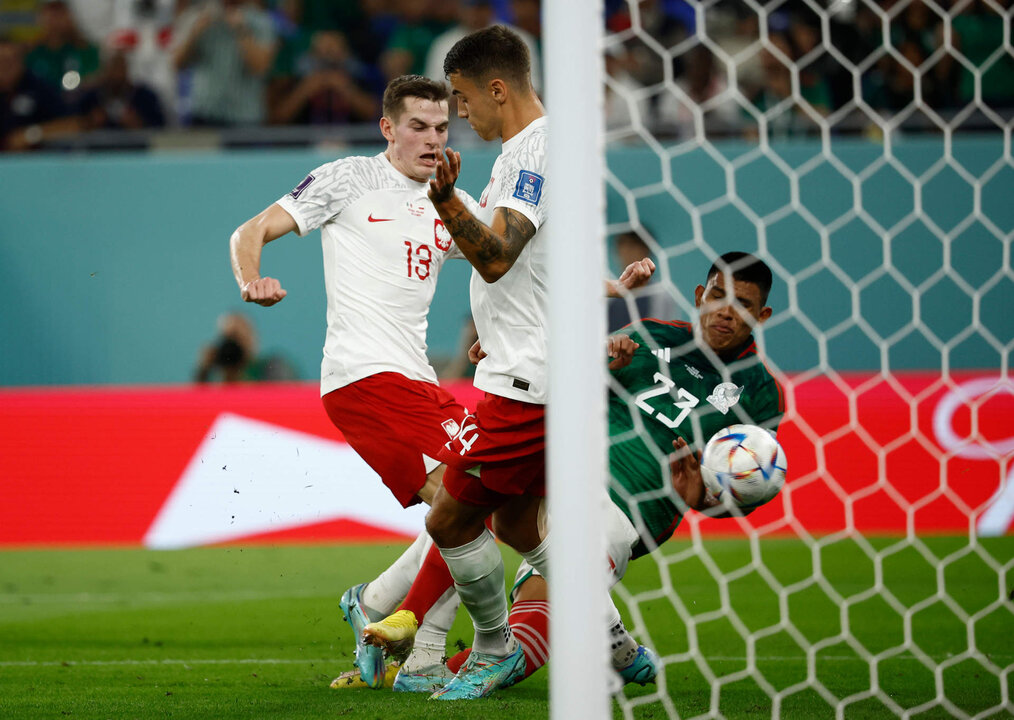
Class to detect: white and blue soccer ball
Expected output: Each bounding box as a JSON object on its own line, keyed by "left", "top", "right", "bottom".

{"left": 700, "top": 424, "right": 786, "bottom": 512}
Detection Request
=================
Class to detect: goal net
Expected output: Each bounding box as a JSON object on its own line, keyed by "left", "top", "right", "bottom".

{"left": 591, "top": 1, "right": 1014, "bottom": 718}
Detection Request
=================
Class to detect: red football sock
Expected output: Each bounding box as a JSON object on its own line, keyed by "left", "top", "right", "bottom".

{"left": 396, "top": 543, "right": 453, "bottom": 625}
{"left": 446, "top": 599, "right": 550, "bottom": 678}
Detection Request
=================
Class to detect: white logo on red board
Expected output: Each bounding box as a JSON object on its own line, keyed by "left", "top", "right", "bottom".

{"left": 434, "top": 219, "right": 452, "bottom": 251}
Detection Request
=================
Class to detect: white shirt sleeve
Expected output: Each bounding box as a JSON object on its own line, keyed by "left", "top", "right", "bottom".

{"left": 275, "top": 159, "right": 355, "bottom": 237}
{"left": 493, "top": 135, "right": 548, "bottom": 231}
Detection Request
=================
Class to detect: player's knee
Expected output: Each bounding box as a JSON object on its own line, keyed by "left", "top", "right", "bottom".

{"left": 490, "top": 514, "right": 525, "bottom": 550}
{"left": 425, "top": 506, "right": 455, "bottom": 547}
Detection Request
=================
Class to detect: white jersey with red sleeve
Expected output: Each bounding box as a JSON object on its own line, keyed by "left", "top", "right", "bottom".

{"left": 275, "top": 152, "right": 475, "bottom": 396}
{"left": 470, "top": 116, "right": 550, "bottom": 404}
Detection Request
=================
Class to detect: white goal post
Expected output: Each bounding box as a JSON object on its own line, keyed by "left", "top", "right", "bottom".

{"left": 545, "top": 2, "right": 611, "bottom": 720}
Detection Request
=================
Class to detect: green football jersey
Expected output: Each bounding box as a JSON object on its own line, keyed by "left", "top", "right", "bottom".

{"left": 608, "top": 320, "right": 784, "bottom": 556}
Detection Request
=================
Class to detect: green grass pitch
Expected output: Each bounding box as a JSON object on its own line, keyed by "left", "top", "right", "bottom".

{"left": 1, "top": 538, "right": 1011, "bottom": 719}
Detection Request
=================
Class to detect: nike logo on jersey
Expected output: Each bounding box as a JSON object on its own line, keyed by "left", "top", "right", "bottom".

{"left": 368, "top": 214, "right": 394, "bottom": 222}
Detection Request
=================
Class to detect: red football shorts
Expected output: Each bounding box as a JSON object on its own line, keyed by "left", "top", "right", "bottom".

{"left": 437, "top": 393, "right": 546, "bottom": 507}
{"left": 322, "top": 373, "right": 468, "bottom": 508}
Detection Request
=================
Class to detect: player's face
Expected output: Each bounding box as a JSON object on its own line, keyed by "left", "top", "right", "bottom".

{"left": 383, "top": 97, "right": 450, "bottom": 182}
{"left": 448, "top": 72, "right": 501, "bottom": 141}
{"left": 694, "top": 273, "right": 772, "bottom": 357}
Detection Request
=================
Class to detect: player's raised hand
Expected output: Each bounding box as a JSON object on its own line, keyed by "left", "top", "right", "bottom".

{"left": 616, "top": 258, "right": 656, "bottom": 293}
{"left": 607, "top": 334, "right": 639, "bottom": 370}
{"left": 468, "top": 339, "right": 487, "bottom": 365}
{"left": 428, "top": 147, "right": 461, "bottom": 204}
{"left": 242, "top": 277, "right": 287, "bottom": 307}
{"left": 669, "top": 437, "right": 706, "bottom": 511}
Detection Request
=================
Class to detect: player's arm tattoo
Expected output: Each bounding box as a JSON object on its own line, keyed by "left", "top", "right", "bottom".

{"left": 445, "top": 206, "right": 536, "bottom": 270}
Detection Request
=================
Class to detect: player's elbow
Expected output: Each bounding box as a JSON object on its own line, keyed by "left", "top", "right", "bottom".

{"left": 478, "top": 260, "right": 512, "bottom": 283}
{"left": 234, "top": 218, "right": 269, "bottom": 248}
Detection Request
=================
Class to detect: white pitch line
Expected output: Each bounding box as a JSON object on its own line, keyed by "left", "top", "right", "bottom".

{"left": 0, "top": 589, "right": 327, "bottom": 605}
{"left": 0, "top": 658, "right": 336, "bottom": 668}
{"left": 1, "top": 654, "right": 1010, "bottom": 669}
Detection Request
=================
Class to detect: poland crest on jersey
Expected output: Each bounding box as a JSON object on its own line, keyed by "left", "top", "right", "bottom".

{"left": 434, "top": 219, "right": 452, "bottom": 251}
{"left": 707, "top": 382, "right": 743, "bottom": 414}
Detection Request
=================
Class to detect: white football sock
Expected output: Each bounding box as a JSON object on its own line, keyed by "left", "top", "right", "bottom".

{"left": 439, "top": 529, "right": 516, "bottom": 657}
{"left": 606, "top": 597, "right": 638, "bottom": 669}
{"left": 402, "top": 586, "right": 459, "bottom": 672}
{"left": 360, "top": 530, "right": 429, "bottom": 620}
{"left": 519, "top": 534, "right": 550, "bottom": 581}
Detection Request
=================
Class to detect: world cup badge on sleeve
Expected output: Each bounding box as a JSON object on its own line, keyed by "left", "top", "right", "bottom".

{"left": 513, "top": 170, "right": 544, "bottom": 205}
{"left": 290, "top": 174, "right": 315, "bottom": 199}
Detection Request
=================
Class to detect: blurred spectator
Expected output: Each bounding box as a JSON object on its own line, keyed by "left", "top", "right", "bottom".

{"left": 607, "top": 0, "right": 692, "bottom": 88}
{"left": 380, "top": 0, "right": 453, "bottom": 81}
{"left": 194, "top": 312, "right": 298, "bottom": 382}
{"left": 0, "top": 34, "right": 81, "bottom": 151}
{"left": 607, "top": 229, "right": 674, "bottom": 332}
{"left": 604, "top": 44, "right": 648, "bottom": 134}
{"left": 78, "top": 49, "right": 166, "bottom": 129}
{"left": 745, "top": 32, "right": 829, "bottom": 138}
{"left": 424, "top": 0, "right": 542, "bottom": 92}
{"left": 25, "top": 0, "right": 100, "bottom": 97}
{"left": 656, "top": 45, "right": 739, "bottom": 139}
{"left": 107, "top": 0, "right": 179, "bottom": 123}
{"left": 280, "top": 0, "right": 364, "bottom": 34}
{"left": 173, "top": 0, "right": 277, "bottom": 126}
{"left": 787, "top": 12, "right": 851, "bottom": 111}
{"left": 952, "top": 0, "right": 1014, "bottom": 108}
{"left": 268, "top": 29, "right": 379, "bottom": 125}
{"left": 702, "top": 4, "right": 763, "bottom": 102}
{"left": 64, "top": 0, "right": 115, "bottom": 46}
{"left": 275, "top": 0, "right": 389, "bottom": 68}
{"left": 509, "top": 0, "right": 540, "bottom": 43}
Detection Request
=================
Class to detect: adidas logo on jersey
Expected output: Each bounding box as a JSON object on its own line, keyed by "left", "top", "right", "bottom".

{"left": 651, "top": 348, "right": 671, "bottom": 363}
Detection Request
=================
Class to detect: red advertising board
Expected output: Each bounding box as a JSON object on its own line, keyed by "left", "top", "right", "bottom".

{"left": 0, "top": 374, "right": 1010, "bottom": 547}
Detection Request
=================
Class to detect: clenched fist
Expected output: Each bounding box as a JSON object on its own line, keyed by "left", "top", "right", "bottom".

{"left": 241, "top": 277, "right": 287, "bottom": 307}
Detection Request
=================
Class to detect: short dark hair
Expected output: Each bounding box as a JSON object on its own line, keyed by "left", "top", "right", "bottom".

{"left": 707, "top": 252, "right": 773, "bottom": 305}
{"left": 382, "top": 75, "right": 449, "bottom": 121}
{"left": 443, "top": 25, "right": 531, "bottom": 89}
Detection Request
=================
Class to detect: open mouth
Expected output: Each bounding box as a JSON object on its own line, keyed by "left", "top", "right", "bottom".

{"left": 420, "top": 153, "right": 437, "bottom": 164}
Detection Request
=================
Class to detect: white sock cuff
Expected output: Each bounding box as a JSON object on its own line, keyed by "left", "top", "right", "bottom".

{"left": 438, "top": 529, "right": 499, "bottom": 585}
{"left": 605, "top": 595, "right": 622, "bottom": 629}
{"left": 520, "top": 534, "right": 551, "bottom": 580}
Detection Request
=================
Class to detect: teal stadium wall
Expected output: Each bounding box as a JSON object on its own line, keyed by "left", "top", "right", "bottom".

{"left": 0, "top": 136, "right": 1010, "bottom": 386}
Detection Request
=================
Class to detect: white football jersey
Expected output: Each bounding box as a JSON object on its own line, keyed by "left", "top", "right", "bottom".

{"left": 276, "top": 153, "right": 472, "bottom": 396}
{"left": 470, "top": 116, "right": 550, "bottom": 404}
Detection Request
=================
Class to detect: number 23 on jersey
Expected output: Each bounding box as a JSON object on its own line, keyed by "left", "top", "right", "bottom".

{"left": 635, "top": 372, "right": 700, "bottom": 429}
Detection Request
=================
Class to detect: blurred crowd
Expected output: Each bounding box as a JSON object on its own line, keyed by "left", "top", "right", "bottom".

{"left": 1, "top": 0, "right": 1012, "bottom": 151}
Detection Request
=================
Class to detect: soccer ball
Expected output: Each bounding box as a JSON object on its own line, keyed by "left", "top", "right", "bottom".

{"left": 700, "top": 424, "right": 786, "bottom": 511}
